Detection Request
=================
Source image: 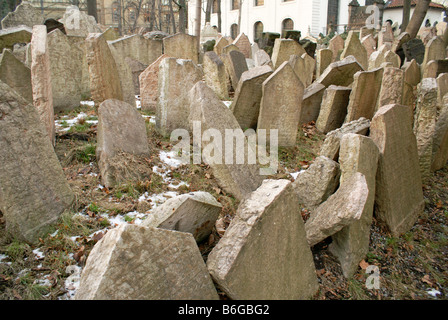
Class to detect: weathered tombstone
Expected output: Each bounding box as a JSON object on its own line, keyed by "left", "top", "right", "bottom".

{"left": 163, "top": 33, "right": 199, "bottom": 64}
{"left": 437, "top": 73, "right": 448, "bottom": 106}
{"left": 230, "top": 65, "right": 273, "bottom": 130}
{"left": 292, "top": 156, "right": 340, "bottom": 210}
{"left": 102, "top": 27, "right": 119, "bottom": 41}
{"left": 344, "top": 67, "right": 384, "bottom": 123}
{"left": 432, "top": 93, "right": 448, "bottom": 171}
{"left": 422, "top": 36, "right": 446, "bottom": 72}
{"left": 254, "top": 49, "right": 272, "bottom": 67}
{"left": 222, "top": 50, "right": 248, "bottom": 90}
{"left": 214, "top": 36, "right": 229, "bottom": 56}
{"left": 156, "top": 58, "right": 203, "bottom": 137}
{"left": 203, "top": 51, "right": 228, "bottom": 100}
{"left": 316, "top": 55, "right": 363, "bottom": 88}
{"left": 96, "top": 99, "right": 150, "bottom": 188}
{"left": 316, "top": 48, "right": 333, "bottom": 79}
{"left": 361, "top": 34, "right": 377, "bottom": 58}
{"left": 0, "top": 26, "right": 32, "bottom": 53}
{"left": 370, "top": 104, "right": 424, "bottom": 236}
{"left": 402, "top": 59, "right": 421, "bottom": 109}
{"left": 319, "top": 117, "right": 371, "bottom": 161}
{"left": 289, "top": 53, "right": 315, "bottom": 88}
{"left": 58, "top": 5, "right": 102, "bottom": 37}
{"left": 233, "top": 33, "right": 251, "bottom": 58}
{"left": 271, "top": 38, "right": 306, "bottom": 69}
{"left": 340, "top": 30, "right": 368, "bottom": 70}
{"left": 328, "top": 34, "right": 345, "bottom": 62}
{"left": 0, "top": 81, "right": 74, "bottom": 244}
{"left": 125, "top": 57, "right": 147, "bottom": 95}
{"left": 1, "top": 1, "right": 43, "bottom": 29}
{"left": 30, "top": 25, "right": 54, "bottom": 145}
{"left": 207, "top": 179, "right": 319, "bottom": 300}
{"left": 316, "top": 85, "right": 351, "bottom": 134}
{"left": 258, "top": 61, "right": 304, "bottom": 147}
{"left": 68, "top": 35, "right": 91, "bottom": 99}
{"left": 300, "top": 82, "right": 326, "bottom": 124}
{"left": 188, "top": 81, "right": 263, "bottom": 201}
{"left": 0, "top": 49, "right": 32, "bottom": 102}
{"left": 222, "top": 43, "right": 239, "bottom": 55}
{"left": 422, "top": 59, "right": 448, "bottom": 78}
{"left": 329, "top": 134, "right": 379, "bottom": 278}
{"left": 305, "top": 172, "right": 369, "bottom": 247}
{"left": 139, "top": 54, "right": 168, "bottom": 113}
{"left": 413, "top": 78, "right": 438, "bottom": 181}
{"left": 418, "top": 26, "right": 437, "bottom": 45}
{"left": 108, "top": 34, "right": 162, "bottom": 66}
{"left": 369, "top": 45, "right": 401, "bottom": 70}
{"left": 378, "top": 22, "right": 394, "bottom": 48}
{"left": 391, "top": 32, "right": 410, "bottom": 53}
{"left": 359, "top": 26, "right": 375, "bottom": 39}
{"left": 85, "top": 33, "right": 123, "bottom": 105}
{"left": 75, "top": 224, "right": 219, "bottom": 300}
{"left": 141, "top": 192, "right": 222, "bottom": 243}
{"left": 375, "top": 67, "right": 404, "bottom": 112}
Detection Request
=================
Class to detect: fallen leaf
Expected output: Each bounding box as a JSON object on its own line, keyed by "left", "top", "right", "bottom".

{"left": 422, "top": 274, "right": 433, "bottom": 286}
{"left": 436, "top": 200, "right": 443, "bottom": 209}
{"left": 359, "top": 259, "right": 369, "bottom": 270}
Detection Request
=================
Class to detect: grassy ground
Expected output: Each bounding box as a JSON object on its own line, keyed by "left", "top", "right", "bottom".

{"left": 0, "top": 102, "right": 447, "bottom": 300}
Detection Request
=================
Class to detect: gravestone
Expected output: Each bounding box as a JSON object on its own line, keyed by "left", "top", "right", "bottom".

{"left": 0, "top": 26, "right": 32, "bottom": 53}
{"left": 316, "top": 48, "right": 333, "bottom": 79}
{"left": 163, "top": 33, "right": 199, "bottom": 64}
{"left": 233, "top": 33, "right": 251, "bottom": 58}
{"left": 108, "top": 34, "right": 162, "bottom": 66}
{"left": 300, "top": 82, "right": 326, "bottom": 124}
{"left": 139, "top": 54, "right": 168, "bottom": 112}
{"left": 376, "top": 67, "right": 404, "bottom": 113}
{"left": 0, "top": 49, "right": 32, "bottom": 102}
{"left": 402, "top": 59, "right": 421, "bottom": 109}
{"left": 316, "top": 55, "right": 363, "bottom": 88}
{"left": 402, "top": 38, "right": 425, "bottom": 64}
{"left": 361, "top": 34, "right": 377, "bottom": 58}
{"left": 289, "top": 53, "right": 315, "bottom": 88}
{"left": 58, "top": 5, "right": 102, "bottom": 37}
{"left": 222, "top": 50, "right": 248, "bottom": 90}
{"left": 207, "top": 179, "right": 319, "bottom": 300}
{"left": 1, "top": 1, "right": 43, "bottom": 29}
{"left": 271, "top": 38, "right": 306, "bottom": 69}
{"left": 432, "top": 94, "right": 448, "bottom": 171}
{"left": 340, "top": 31, "right": 368, "bottom": 70}
{"left": 214, "top": 36, "right": 229, "bottom": 56}
{"left": 203, "top": 51, "right": 228, "bottom": 100}
{"left": 316, "top": 85, "right": 351, "bottom": 134}
{"left": 328, "top": 34, "right": 345, "bottom": 62}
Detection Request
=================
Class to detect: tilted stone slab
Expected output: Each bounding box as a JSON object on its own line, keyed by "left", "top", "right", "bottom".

{"left": 163, "top": 33, "right": 199, "bottom": 64}
{"left": 222, "top": 50, "right": 248, "bottom": 91}
{"left": 230, "top": 65, "right": 273, "bottom": 130}
{"left": 1, "top": 2, "right": 43, "bottom": 29}
{"left": 139, "top": 54, "right": 168, "bottom": 112}
{"left": 316, "top": 48, "right": 333, "bottom": 78}
{"left": 203, "top": 51, "right": 228, "bottom": 100}
{"left": 305, "top": 172, "right": 369, "bottom": 247}
{"left": 0, "top": 26, "right": 32, "bottom": 53}
{"left": 0, "top": 49, "right": 32, "bottom": 102}
{"left": 328, "top": 34, "right": 345, "bottom": 62}
{"left": 292, "top": 156, "right": 340, "bottom": 211}
{"left": 370, "top": 104, "right": 424, "bottom": 236}
{"left": 156, "top": 58, "right": 203, "bottom": 137}
{"left": 300, "top": 82, "right": 326, "bottom": 125}
{"left": 432, "top": 93, "right": 448, "bottom": 171}
{"left": 289, "top": 53, "right": 315, "bottom": 88}
{"left": 316, "top": 85, "right": 351, "bottom": 134}
{"left": 422, "top": 36, "right": 446, "bottom": 72}
{"left": 58, "top": 5, "right": 102, "bottom": 37}
{"left": 340, "top": 31, "right": 368, "bottom": 70}
{"left": 30, "top": 25, "right": 54, "bottom": 145}
{"left": 271, "top": 38, "right": 306, "bottom": 69}
{"left": 96, "top": 99, "right": 150, "bottom": 188}
{"left": 402, "top": 59, "right": 421, "bottom": 109}
{"left": 142, "top": 192, "right": 222, "bottom": 243}
{"left": 0, "top": 81, "right": 74, "bottom": 243}
{"left": 316, "top": 55, "right": 363, "bottom": 88}
{"left": 207, "top": 179, "right": 319, "bottom": 300}
{"left": 319, "top": 117, "right": 370, "bottom": 161}
{"left": 108, "top": 34, "right": 162, "bottom": 66}
{"left": 75, "top": 224, "right": 219, "bottom": 300}
{"left": 329, "top": 134, "right": 379, "bottom": 278}
{"left": 375, "top": 66, "right": 404, "bottom": 113}
{"left": 258, "top": 61, "right": 304, "bottom": 147}
{"left": 233, "top": 33, "right": 251, "bottom": 58}
{"left": 214, "top": 36, "right": 229, "bottom": 55}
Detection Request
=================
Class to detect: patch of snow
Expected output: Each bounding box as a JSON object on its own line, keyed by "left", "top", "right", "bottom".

{"left": 33, "top": 248, "right": 45, "bottom": 260}
{"left": 159, "top": 150, "right": 184, "bottom": 168}
{"left": 222, "top": 101, "right": 232, "bottom": 108}
{"left": 80, "top": 101, "right": 95, "bottom": 107}
{"left": 427, "top": 288, "right": 442, "bottom": 297}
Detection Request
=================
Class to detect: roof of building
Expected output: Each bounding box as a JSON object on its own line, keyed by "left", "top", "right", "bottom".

{"left": 385, "top": 0, "right": 446, "bottom": 10}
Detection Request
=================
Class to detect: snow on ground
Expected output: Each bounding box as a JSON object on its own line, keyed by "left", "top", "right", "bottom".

{"left": 55, "top": 112, "right": 98, "bottom": 132}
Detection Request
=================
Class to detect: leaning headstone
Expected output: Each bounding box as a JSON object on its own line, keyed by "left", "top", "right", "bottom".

{"left": 0, "top": 81, "right": 74, "bottom": 244}
{"left": 254, "top": 49, "right": 272, "bottom": 67}
{"left": 203, "top": 51, "right": 228, "bottom": 100}
{"left": 370, "top": 104, "right": 424, "bottom": 236}
{"left": 163, "top": 33, "right": 199, "bottom": 64}
{"left": 139, "top": 54, "right": 168, "bottom": 112}
{"left": 289, "top": 53, "right": 315, "bottom": 88}
{"left": 214, "top": 36, "right": 229, "bottom": 56}
{"left": 0, "top": 26, "right": 32, "bottom": 52}
{"left": 328, "top": 34, "right": 345, "bottom": 62}
{"left": 85, "top": 33, "right": 123, "bottom": 105}
{"left": 422, "top": 36, "right": 446, "bottom": 72}
{"left": 432, "top": 93, "right": 448, "bottom": 171}
{"left": 1, "top": 1, "right": 43, "bottom": 29}
{"left": 233, "top": 33, "right": 251, "bottom": 58}
{"left": 230, "top": 65, "right": 273, "bottom": 130}
{"left": 96, "top": 99, "right": 150, "bottom": 188}
{"left": 305, "top": 172, "right": 369, "bottom": 247}
{"left": 142, "top": 192, "right": 222, "bottom": 243}
{"left": 340, "top": 31, "right": 368, "bottom": 70}
{"left": 300, "top": 82, "right": 326, "bottom": 124}
{"left": 271, "top": 38, "right": 306, "bottom": 69}
{"left": 319, "top": 117, "right": 370, "bottom": 161}
{"left": 222, "top": 43, "right": 239, "bottom": 55}
{"left": 156, "top": 58, "right": 203, "bottom": 137}
{"left": 436, "top": 21, "right": 448, "bottom": 46}
{"left": 437, "top": 73, "right": 448, "bottom": 106}
{"left": 125, "top": 57, "right": 147, "bottom": 95}
{"left": 375, "top": 67, "right": 404, "bottom": 113}
{"left": 30, "top": 25, "right": 54, "bottom": 145}
{"left": 258, "top": 61, "right": 304, "bottom": 147}
{"left": 378, "top": 22, "right": 394, "bottom": 48}
{"left": 316, "top": 48, "right": 333, "bottom": 78}
{"left": 75, "top": 224, "right": 219, "bottom": 300}
{"left": 402, "top": 59, "right": 421, "bottom": 109}
{"left": 58, "top": 6, "right": 102, "bottom": 37}
{"left": 108, "top": 34, "right": 162, "bottom": 66}
{"left": 292, "top": 156, "right": 340, "bottom": 211}
{"left": 413, "top": 78, "right": 438, "bottom": 181}
{"left": 188, "top": 81, "right": 263, "bottom": 201}
{"left": 391, "top": 32, "right": 410, "bottom": 53}
{"left": 102, "top": 27, "right": 119, "bottom": 41}
{"left": 344, "top": 67, "right": 384, "bottom": 123}
{"left": 0, "top": 49, "right": 32, "bottom": 102}
{"left": 329, "top": 134, "right": 379, "bottom": 278}
{"left": 316, "top": 85, "right": 351, "bottom": 134}
{"left": 222, "top": 50, "right": 248, "bottom": 90}
{"left": 316, "top": 55, "right": 363, "bottom": 88}
{"left": 207, "top": 179, "right": 319, "bottom": 300}
{"left": 361, "top": 34, "right": 377, "bottom": 58}
{"left": 422, "top": 59, "right": 448, "bottom": 78}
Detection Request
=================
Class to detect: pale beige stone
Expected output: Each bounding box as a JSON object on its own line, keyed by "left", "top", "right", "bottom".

{"left": 271, "top": 38, "right": 306, "bottom": 69}
{"left": 233, "top": 33, "right": 251, "bottom": 58}
{"left": 300, "top": 82, "right": 326, "bottom": 124}
{"left": 376, "top": 67, "right": 404, "bottom": 112}
{"left": 316, "top": 85, "right": 351, "bottom": 134}
{"left": 328, "top": 34, "right": 345, "bottom": 62}
{"left": 214, "top": 36, "right": 229, "bottom": 55}
{"left": 316, "top": 55, "right": 363, "bottom": 88}
{"left": 139, "top": 54, "right": 168, "bottom": 112}
{"left": 1, "top": 2, "right": 43, "bottom": 29}
{"left": 341, "top": 31, "right": 368, "bottom": 70}
{"left": 316, "top": 48, "right": 333, "bottom": 78}
{"left": 432, "top": 93, "right": 448, "bottom": 171}
{"left": 0, "top": 49, "right": 32, "bottom": 102}
{"left": 203, "top": 51, "right": 228, "bottom": 100}
{"left": 163, "top": 33, "right": 199, "bottom": 64}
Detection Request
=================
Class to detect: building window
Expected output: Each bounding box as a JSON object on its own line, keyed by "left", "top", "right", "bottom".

{"left": 112, "top": 1, "right": 120, "bottom": 24}
{"left": 231, "top": 0, "right": 240, "bottom": 10}
{"left": 126, "top": 3, "right": 138, "bottom": 24}
{"left": 254, "top": 0, "right": 264, "bottom": 6}
{"left": 282, "top": 18, "right": 294, "bottom": 36}
{"left": 142, "top": 2, "right": 151, "bottom": 23}
{"left": 254, "top": 21, "right": 263, "bottom": 42}
{"left": 231, "top": 23, "right": 239, "bottom": 39}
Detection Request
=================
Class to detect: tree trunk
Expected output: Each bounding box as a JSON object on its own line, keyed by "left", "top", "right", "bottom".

{"left": 87, "top": 0, "right": 98, "bottom": 22}
{"left": 149, "top": 0, "right": 156, "bottom": 31}
{"left": 401, "top": 0, "right": 411, "bottom": 33}
{"left": 237, "top": 0, "right": 243, "bottom": 35}
{"left": 177, "top": 0, "right": 186, "bottom": 33}
{"left": 217, "top": 0, "right": 222, "bottom": 32}
{"left": 195, "top": 0, "right": 202, "bottom": 42}
{"left": 405, "top": 0, "right": 431, "bottom": 39}
{"left": 169, "top": 0, "right": 177, "bottom": 34}
{"left": 205, "top": 0, "right": 213, "bottom": 23}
